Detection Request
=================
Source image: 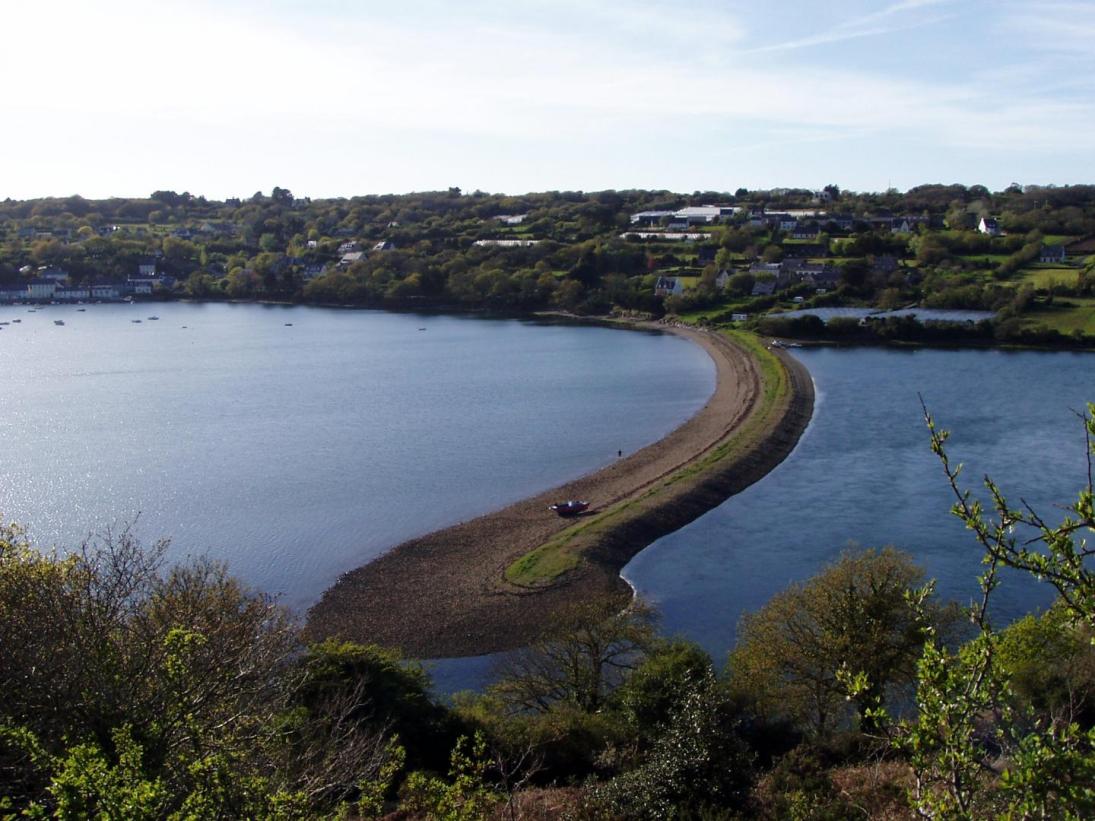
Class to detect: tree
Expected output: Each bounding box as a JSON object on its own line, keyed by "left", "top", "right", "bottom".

{"left": 852, "top": 402, "right": 1095, "bottom": 818}
{"left": 728, "top": 548, "right": 956, "bottom": 737}
{"left": 489, "top": 603, "right": 658, "bottom": 715}
{"left": 589, "top": 672, "right": 755, "bottom": 818}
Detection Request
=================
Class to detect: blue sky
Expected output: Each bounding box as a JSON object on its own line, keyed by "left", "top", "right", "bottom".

{"left": 2, "top": 0, "right": 1093, "bottom": 199}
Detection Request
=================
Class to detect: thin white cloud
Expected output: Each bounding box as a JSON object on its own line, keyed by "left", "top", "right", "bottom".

{"left": 748, "top": 0, "right": 954, "bottom": 53}
{"left": 999, "top": 1, "right": 1095, "bottom": 56}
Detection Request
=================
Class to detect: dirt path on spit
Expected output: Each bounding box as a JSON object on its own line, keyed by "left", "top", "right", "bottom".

{"left": 305, "top": 326, "right": 814, "bottom": 658}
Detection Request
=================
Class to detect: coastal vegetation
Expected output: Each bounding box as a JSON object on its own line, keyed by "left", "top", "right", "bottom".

{"left": 3, "top": 404, "right": 1094, "bottom": 818}
{"left": 3, "top": 183, "right": 1095, "bottom": 346}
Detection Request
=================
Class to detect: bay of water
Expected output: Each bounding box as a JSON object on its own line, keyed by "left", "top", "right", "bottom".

{"left": 6, "top": 303, "right": 1093, "bottom": 694}
{"left": 0, "top": 301, "right": 714, "bottom": 612}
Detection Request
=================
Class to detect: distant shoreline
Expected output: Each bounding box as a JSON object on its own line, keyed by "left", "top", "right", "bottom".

{"left": 305, "top": 323, "right": 814, "bottom": 658}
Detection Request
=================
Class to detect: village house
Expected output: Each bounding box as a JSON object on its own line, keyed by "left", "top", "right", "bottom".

{"left": 791, "top": 221, "right": 821, "bottom": 240}
{"left": 1039, "top": 244, "right": 1067, "bottom": 263}
{"left": 37, "top": 266, "right": 70, "bottom": 282}
{"left": 715, "top": 269, "right": 733, "bottom": 290}
{"left": 654, "top": 276, "right": 684, "bottom": 297}
{"left": 629, "top": 210, "right": 676, "bottom": 226}
{"left": 674, "top": 206, "right": 724, "bottom": 225}
{"left": 494, "top": 214, "right": 528, "bottom": 225}
{"left": 338, "top": 251, "right": 365, "bottom": 268}
{"left": 338, "top": 241, "right": 362, "bottom": 254}
{"left": 137, "top": 259, "right": 157, "bottom": 277}
{"left": 751, "top": 279, "right": 776, "bottom": 297}
{"left": 978, "top": 217, "right": 1001, "bottom": 236}
{"left": 373, "top": 240, "right": 395, "bottom": 252}
{"left": 696, "top": 246, "right": 717, "bottom": 265}
{"left": 749, "top": 262, "right": 783, "bottom": 277}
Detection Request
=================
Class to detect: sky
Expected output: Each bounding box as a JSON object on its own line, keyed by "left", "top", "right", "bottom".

{"left": 2, "top": 0, "right": 1093, "bottom": 200}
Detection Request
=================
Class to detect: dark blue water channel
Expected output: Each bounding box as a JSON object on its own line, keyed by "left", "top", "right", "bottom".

{"left": 431, "top": 346, "right": 1095, "bottom": 693}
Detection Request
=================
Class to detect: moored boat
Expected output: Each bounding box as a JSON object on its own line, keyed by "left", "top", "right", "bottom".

{"left": 549, "top": 500, "right": 589, "bottom": 517}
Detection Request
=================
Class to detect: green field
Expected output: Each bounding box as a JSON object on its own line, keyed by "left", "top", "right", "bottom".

{"left": 1022, "top": 297, "right": 1095, "bottom": 334}
{"left": 1017, "top": 264, "right": 1081, "bottom": 289}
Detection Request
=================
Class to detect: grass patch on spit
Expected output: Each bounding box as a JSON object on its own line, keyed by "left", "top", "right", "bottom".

{"left": 504, "top": 330, "right": 791, "bottom": 587}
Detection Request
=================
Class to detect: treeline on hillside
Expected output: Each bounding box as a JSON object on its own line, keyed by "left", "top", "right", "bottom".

{"left": 3, "top": 405, "right": 1095, "bottom": 818}
{"left": 3, "top": 185, "right": 1095, "bottom": 324}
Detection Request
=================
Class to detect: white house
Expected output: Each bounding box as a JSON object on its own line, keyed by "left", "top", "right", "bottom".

{"left": 673, "top": 206, "right": 723, "bottom": 225}
{"left": 978, "top": 217, "right": 1001, "bottom": 236}
{"left": 137, "top": 261, "right": 157, "bottom": 277}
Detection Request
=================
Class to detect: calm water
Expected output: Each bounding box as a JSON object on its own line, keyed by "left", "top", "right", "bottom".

{"left": 431, "top": 346, "right": 1095, "bottom": 693}
{"left": 5, "top": 304, "right": 1093, "bottom": 694}
{"left": 0, "top": 302, "right": 714, "bottom": 612}
{"left": 625, "top": 346, "right": 1095, "bottom": 660}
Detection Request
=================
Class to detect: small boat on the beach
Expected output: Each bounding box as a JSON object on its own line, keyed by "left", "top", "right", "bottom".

{"left": 148, "top": 316, "right": 159, "bottom": 320}
{"left": 549, "top": 500, "right": 589, "bottom": 517}
{"left": 54, "top": 319, "right": 65, "bottom": 326}
{"left": 131, "top": 319, "right": 142, "bottom": 323}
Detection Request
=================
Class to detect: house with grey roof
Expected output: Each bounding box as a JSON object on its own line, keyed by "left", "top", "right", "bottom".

{"left": 1039, "top": 244, "right": 1067, "bottom": 263}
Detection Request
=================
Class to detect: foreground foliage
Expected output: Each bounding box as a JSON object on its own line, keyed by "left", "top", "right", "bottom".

{"left": 2, "top": 403, "right": 1094, "bottom": 818}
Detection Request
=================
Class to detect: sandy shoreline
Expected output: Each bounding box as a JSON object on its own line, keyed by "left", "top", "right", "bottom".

{"left": 305, "top": 325, "right": 814, "bottom": 658}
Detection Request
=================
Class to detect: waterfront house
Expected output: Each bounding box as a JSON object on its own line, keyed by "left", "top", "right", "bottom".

{"left": 27, "top": 279, "right": 57, "bottom": 300}
{"left": 55, "top": 286, "right": 91, "bottom": 301}
{"left": 91, "top": 282, "right": 120, "bottom": 300}
{"left": 137, "top": 260, "right": 157, "bottom": 277}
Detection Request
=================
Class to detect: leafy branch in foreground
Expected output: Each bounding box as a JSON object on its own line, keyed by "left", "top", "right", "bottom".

{"left": 844, "top": 401, "right": 1095, "bottom": 818}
